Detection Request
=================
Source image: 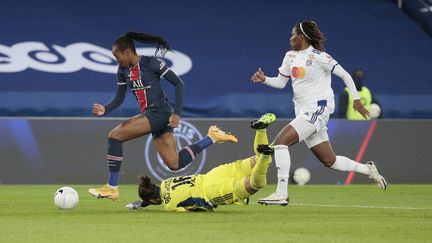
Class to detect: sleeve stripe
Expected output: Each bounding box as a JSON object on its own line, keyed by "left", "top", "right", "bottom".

{"left": 279, "top": 72, "right": 291, "bottom": 78}
{"left": 331, "top": 63, "right": 339, "bottom": 73}
{"left": 117, "top": 82, "right": 127, "bottom": 85}
{"left": 160, "top": 68, "right": 170, "bottom": 78}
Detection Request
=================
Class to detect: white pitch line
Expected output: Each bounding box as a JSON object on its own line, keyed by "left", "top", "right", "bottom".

{"left": 287, "top": 203, "right": 432, "bottom": 210}
{"left": 1, "top": 200, "right": 431, "bottom": 211}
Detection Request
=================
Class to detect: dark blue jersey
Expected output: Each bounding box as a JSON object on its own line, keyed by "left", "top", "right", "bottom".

{"left": 104, "top": 55, "right": 184, "bottom": 115}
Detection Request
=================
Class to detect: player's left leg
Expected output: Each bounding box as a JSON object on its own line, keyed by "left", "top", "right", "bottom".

{"left": 89, "top": 114, "right": 151, "bottom": 201}
{"left": 209, "top": 114, "right": 274, "bottom": 179}
{"left": 235, "top": 113, "right": 275, "bottom": 174}
{"left": 310, "top": 139, "right": 387, "bottom": 190}
{"left": 250, "top": 113, "right": 276, "bottom": 157}
{"left": 154, "top": 126, "right": 238, "bottom": 171}
{"left": 235, "top": 145, "right": 275, "bottom": 201}
{"left": 248, "top": 144, "right": 274, "bottom": 192}
{"left": 257, "top": 121, "right": 304, "bottom": 205}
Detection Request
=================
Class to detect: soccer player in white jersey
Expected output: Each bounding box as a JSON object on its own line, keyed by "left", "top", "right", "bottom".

{"left": 251, "top": 21, "right": 387, "bottom": 206}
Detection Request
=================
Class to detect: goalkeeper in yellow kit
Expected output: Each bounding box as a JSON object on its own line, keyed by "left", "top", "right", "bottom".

{"left": 126, "top": 113, "right": 277, "bottom": 212}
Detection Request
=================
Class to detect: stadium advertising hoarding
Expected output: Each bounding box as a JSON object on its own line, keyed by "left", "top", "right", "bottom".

{"left": 0, "top": 118, "right": 430, "bottom": 184}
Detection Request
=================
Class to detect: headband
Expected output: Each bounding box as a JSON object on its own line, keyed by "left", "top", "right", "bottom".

{"left": 300, "top": 22, "right": 311, "bottom": 40}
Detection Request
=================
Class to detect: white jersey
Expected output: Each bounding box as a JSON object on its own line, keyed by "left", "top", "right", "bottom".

{"left": 278, "top": 45, "right": 338, "bottom": 107}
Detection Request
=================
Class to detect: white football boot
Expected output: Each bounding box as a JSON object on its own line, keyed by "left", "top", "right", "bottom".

{"left": 257, "top": 192, "right": 289, "bottom": 206}
{"left": 367, "top": 161, "right": 387, "bottom": 190}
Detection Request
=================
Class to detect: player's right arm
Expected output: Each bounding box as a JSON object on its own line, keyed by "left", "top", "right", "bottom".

{"left": 176, "top": 197, "right": 214, "bottom": 212}
{"left": 251, "top": 52, "right": 291, "bottom": 89}
{"left": 93, "top": 68, "right": 128, "bottom": 116}
{"left": 316, "top": 51, "right": 370, "bottom": 119}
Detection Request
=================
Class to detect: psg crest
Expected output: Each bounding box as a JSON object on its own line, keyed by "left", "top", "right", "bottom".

{"left": 144, "top": 120, "right": 207, "bottom": 182}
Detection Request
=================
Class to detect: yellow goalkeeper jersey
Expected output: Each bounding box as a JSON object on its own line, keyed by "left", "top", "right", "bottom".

{"left": 160, "top": 175, "right": 211, "bottom": 212}
{"left": 160, "top": 159, "right": 250, "bottom": 212}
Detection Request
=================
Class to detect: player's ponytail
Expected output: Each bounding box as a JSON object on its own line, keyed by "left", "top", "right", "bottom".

{"left": 296, "top": 21, "right": 326, "bottom": 52}
{"left": 113, "top": 32, "right": 171, "bottom": 57}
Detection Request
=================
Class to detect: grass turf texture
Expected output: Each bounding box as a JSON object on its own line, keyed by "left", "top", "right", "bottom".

{"left": 1, "top": 184, "right": 431, "bottom": 243}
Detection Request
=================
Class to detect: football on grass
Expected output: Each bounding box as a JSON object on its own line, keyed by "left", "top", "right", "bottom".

{"left": 54, "top": 186, "right": 79, "bottom": 210}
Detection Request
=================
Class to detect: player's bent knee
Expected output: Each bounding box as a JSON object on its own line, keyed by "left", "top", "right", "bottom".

{"left": 167, "top": 165, "right": 179, "bottom": 171}
{"left": 274, "top": 126, "right": 299, "bottom": 146}
{"left": 107, "top": 130, "right": 123, "bottom": 141}
{"left": 250, "top": 177, "right": 266, "bottom": 191}
{"left": 320, "top": 156, "right": 336, "bottom": 168}
{"left": 242, "top": 178, "right": 258, "bottom": 195}
{"left": 165, "top": 162, "right": 179, "bottom": 171}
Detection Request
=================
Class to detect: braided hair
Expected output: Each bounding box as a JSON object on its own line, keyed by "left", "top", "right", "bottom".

{"left": 113, "top": 32, "right": 171, "bottom": 57}
{"left": 295, "top": 21, "right": 326, "bottom": 51}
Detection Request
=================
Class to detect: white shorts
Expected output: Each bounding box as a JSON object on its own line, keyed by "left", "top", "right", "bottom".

{"left": 290, "top": 99, "right": 334, "bottom": 148}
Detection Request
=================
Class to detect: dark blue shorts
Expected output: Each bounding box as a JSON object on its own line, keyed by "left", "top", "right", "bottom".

{"left": 143, "top": 106, "right": 173, "bottom": 139}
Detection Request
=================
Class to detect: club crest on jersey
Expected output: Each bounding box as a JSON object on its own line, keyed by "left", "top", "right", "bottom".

{"left": 292, "top": 66, "right": 305, "bottom": 79}
{"left": 306, "top": 60, "right": 313, "bottom": 66}
{"left": 143, "top": 120, "right": 207, "bottom": 182}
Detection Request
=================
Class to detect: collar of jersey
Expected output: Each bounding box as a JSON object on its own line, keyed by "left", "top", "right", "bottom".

{"left": 298, "top": 45, "right": 313, "bottom": 53}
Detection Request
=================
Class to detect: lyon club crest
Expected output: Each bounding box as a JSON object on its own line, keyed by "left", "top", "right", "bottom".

{"left": 144, "top": 120, "right": 206, "bottom": 182}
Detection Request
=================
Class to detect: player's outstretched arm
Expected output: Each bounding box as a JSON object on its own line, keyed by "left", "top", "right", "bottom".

{"left": 251, "top": 68, "right": 266, "bottom": 83}
{"left": 252, "top": 68, "right": 289, "bottom": 89}
{"left": 353, "top": 99, "right": 370, "bottom": 119}
{"left": 126, "top": 200, "right": 150, "bottom": 210}
{"left": 92, "top": 103, "right": 105, "bottom": 116}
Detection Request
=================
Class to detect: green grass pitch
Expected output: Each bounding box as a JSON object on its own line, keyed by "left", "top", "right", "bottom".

{"left": 1, "top": 184, "right": 431, "bottom": 242}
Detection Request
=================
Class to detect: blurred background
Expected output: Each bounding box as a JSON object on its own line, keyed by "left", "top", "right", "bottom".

{"left": 0, "top": 0, "right": 431, "bottom": 184}
{"left": 1, "top": 0, "right": 431, "bottom": 118}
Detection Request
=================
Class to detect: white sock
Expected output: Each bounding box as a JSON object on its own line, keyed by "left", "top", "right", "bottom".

{"left": 107, "top": 184, "right": 118, "bottom": 189}
{"left": 331, "top": 156, "right": 370, "bottom": 175}
{"left": 274, "top": 145, "right": 290, "bottom": 197}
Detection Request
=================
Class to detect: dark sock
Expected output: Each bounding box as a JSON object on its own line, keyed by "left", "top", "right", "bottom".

{"left": 178, "top": 136, "right": 213, "bottom": 169}
{"left": 107, "top": 138, "right": 123, "bottom": 187}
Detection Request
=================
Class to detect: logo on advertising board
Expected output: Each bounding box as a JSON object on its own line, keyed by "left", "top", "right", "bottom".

{"left": 144, "top": 120, "right": 206, "bottom": 182}
{"left": 0, "top": 42, "right": 192, "bottom": 75}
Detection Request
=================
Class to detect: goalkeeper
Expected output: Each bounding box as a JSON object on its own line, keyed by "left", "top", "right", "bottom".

{"left": 126, "top": 113, "right": 277, "bottom": 211}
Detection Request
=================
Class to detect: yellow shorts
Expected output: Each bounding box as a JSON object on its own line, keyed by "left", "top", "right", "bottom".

{"left": 202, "top": 157, "right": 253, "bottom": 206}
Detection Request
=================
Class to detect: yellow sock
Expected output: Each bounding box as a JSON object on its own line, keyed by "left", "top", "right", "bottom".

{"left": 253, "top": 129, "right": 268, "bottom": 157}
{"left": 250, "top": 154, "right": 272, "bottom": 190}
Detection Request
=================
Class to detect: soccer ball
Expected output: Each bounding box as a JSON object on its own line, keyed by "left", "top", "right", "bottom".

{"left": 369, "top": 103, "right": 381, "bottom": 119}
{"left": 293, "top": 167, "right": 311, "bottom": 186}
{"left": 54, "top": 187, "right": 79, "bottom": 210}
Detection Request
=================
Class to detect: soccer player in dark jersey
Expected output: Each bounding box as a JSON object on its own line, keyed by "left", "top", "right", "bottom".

{"left": 125, "top": 114, "right": 277, "bottom": 212}
{"left": 88, "top": 32, "right": 237, "bottom": 201}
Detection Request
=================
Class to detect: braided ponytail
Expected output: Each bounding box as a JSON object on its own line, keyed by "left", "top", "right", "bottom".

{"left": 114, "top": 32, "right": 171, "bottom": 57}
